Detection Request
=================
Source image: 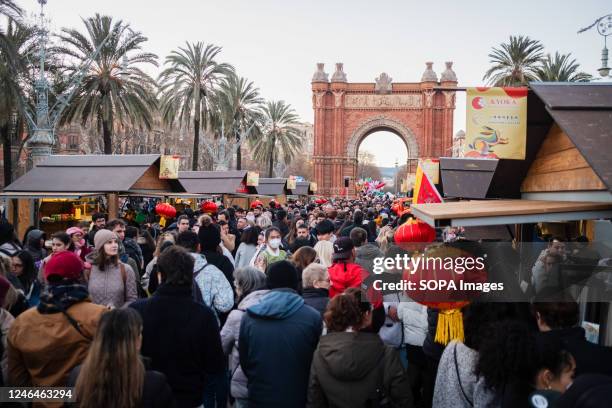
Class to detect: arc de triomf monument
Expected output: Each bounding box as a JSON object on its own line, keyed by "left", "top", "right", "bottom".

{"left": 311, "top": 61, "right": 458, "bottom": 197}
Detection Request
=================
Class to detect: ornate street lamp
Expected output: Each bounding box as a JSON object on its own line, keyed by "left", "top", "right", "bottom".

{"left": 22, "top": 0, "right": 110, "bottom": 167}
{"left": 578, "top": 14, "right": 612, "bottom": 78}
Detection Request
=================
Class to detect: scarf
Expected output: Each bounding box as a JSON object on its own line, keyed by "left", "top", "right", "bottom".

{"left": 37, "top": 281, "right": 90, "bottom": 314}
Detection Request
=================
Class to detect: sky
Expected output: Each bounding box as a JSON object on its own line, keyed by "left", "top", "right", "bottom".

{"left": 20, "top": 0, "right": 610, "bottom": 166}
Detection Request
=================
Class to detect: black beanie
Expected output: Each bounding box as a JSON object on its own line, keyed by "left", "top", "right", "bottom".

{"left": 0, "top": 221, "right": 14, "bottom": 245}
{"left": 197, "top": 216, "right": 221, "bottom": 251}
{"left": 266, "top": 260, "right": 299, "bottom": 291}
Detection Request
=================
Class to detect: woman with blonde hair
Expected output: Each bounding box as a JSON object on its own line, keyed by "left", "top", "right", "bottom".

{"left": 314, "top": 240, "right": 334, "bottom": 268}
{"left": 70, "top": 308, "right": 174, "bottom": 407}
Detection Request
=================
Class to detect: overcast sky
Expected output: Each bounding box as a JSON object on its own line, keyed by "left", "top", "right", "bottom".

{"left": 20, "top": 0, "right": 610, "bottom": 166}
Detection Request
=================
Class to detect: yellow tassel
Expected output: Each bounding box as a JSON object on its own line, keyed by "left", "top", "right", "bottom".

{"left": 434, "top": 309, "right": 464, "bottom": 345}
{"left": 159, "top": 217, "right": 167, "bottom": 228}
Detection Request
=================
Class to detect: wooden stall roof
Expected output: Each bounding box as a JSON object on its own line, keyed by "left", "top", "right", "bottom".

{"left": 293, "top": 181, "right": 313, "bottom": 196}
{"left": 256, "top": 178, "right": 288, "bottom": 196}
{"left": 530, "top": 83, "right": 612, "bottom": 191}
{"left": 3, "top": 154, "right": 185, "bottom": 194}
{"left": 411, "top": 200, "right": 612, "bottom": 227}
{"left": 178, "top": 170, "right": 256, "bottom": 194}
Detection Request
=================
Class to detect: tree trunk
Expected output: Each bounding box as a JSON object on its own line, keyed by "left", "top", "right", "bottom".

{"left": 1, "top": 124, "right": 12, "bottom": 187}
{"left": 268, "top": 149, "right": 274, "bottom": 178}
{"left": 192, "top": 119, "right": 200, "bottom": 170}
{"left": 102, "top": 120, "right": 112, "bottom": 154}
{"left": 236, "top": 131, "right": 242, "bottom": 170}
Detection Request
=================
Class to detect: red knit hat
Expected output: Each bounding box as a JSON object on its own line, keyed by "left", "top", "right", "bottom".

{"left": 44, "top": 251, "right": 83, "bottom": 281}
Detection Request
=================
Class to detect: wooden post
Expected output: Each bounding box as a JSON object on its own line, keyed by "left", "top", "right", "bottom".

{"left": 107, "top": 193, "right": 119, "bottom": 219}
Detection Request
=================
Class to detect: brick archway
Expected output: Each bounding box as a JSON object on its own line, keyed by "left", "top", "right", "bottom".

{"left": 311, "top": 62, "right": 457, "bottom": 196}
{"left": 346, "top": 116, "right": 420, "bottom": 178}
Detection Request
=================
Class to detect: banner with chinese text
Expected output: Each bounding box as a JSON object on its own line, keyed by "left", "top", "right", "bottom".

{"left": 465, "top": 87, "right": 527, "bottom": 160}
{"left": 159, "top": 155, "right": 180, "bottom": 179}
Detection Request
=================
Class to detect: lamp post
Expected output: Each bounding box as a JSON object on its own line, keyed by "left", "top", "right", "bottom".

{"left": 394, "top": 158, "right": 399, "bottom": 195}
{"left": 578, "top": 14, "right": 612, "bottom": 78}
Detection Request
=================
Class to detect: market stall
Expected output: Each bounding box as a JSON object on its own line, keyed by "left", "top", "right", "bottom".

{"left": 415, "top": 82, "right": 612, "bottom": 345}
{"left": 254, "top": 178, "right": 290, "bottom": 206}
{"left": 178, "top": 170, "right": 260, "bottom": 210}
{"left": 3, "top": 154, "right": 187, "bottom": 237}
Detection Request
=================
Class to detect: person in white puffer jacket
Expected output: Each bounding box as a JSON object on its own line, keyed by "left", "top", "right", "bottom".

{"left": 397, "top": 299, "right": 428, "bottom": 406}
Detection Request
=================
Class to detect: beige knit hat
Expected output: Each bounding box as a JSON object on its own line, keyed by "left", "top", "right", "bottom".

{"left": 93, "top": 229, "right": 118, "bottom": 251}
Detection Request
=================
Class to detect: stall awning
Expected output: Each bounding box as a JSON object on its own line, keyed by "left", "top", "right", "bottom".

{"left": 256, "top": 178, "right": 288, "bottom": 196}
{"left": 178, "top": 170, "right": 255, "bottom": 195}
{"left": 293, "top": 181, "right": 313, "bottom": 196}
{"left": 4, "top": 154, "right": 185, "bottom": 194}
{"left": 0, "top": 192, "right": 102, "bottom": 199}
{"left": 410, "top": 200, "right": 612, "bottom": 227}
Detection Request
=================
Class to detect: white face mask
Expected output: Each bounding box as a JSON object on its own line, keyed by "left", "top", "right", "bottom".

{"left": 330, "top": 234, "right": 337, "bottom": 244}
{"left": 246, "top": 215, "right": 255, "bottom": 222}
{"left": 268, "top": 238, "right": 281, "bottom": 249}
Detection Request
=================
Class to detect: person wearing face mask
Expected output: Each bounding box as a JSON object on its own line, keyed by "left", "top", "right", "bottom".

{"left": 254, "top": 227, "right": 287, "bottom": 273}
{"left": 86, "top": 230, "right": 138, "bottom": 308}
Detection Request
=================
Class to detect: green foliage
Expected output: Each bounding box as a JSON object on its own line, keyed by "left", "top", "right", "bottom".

{"left": 535, "top": 52, "right": 592, "bottom": 82}
{"left": 57, "top": 14, "right": 158, "bottom": 154}
{"left": 250, "top": 100, "right": 304, "bottom": 177}
{"left": 483, "top": 35, "right": 544, "bottom": 86}
{"left": 159, "top": 42, "right": 234, "bottom": 169}
{"left": 484, "top": 35, "right": 592, "bottom": 86}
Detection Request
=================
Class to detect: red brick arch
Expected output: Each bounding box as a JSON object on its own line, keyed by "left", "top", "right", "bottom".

{"left": 311, "top": 62, "right": 457, "bottom": 197}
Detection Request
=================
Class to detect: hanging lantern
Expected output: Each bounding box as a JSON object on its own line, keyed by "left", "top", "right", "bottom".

{"left": 250, "top": 199, "right": 263, "bottom": 209}
{"left": 200, "top": 201, "right": 218, "bottom": 215}
{"left": 394, "top": 218, "right": 435, "bottom": 243}
{"left": 401, "top": 243, "right": 488, "bottom": 346}
{"left": 155, "top": 203, "right": 176, "bottom": 219}
{"left": 314, "top": 198, "right": 328, "bottom": 205}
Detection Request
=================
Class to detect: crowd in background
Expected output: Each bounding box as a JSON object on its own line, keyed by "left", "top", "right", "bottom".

{"left": 0, "top": 195, "right": 610, "bottom": 408}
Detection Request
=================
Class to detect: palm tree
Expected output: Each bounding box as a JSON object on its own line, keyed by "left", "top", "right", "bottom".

{"left": 250, "top": 100, "right": 303, "bottom": 178}
{"left": 159, "top": 42, "right": 234, "bottom": 170}
{"left": 0, "top": 19, "right": 35, "bottom": 185}
{"left": 483, "top": 35, "right": 544, "bottom": 86}
{"left": 0, "top": 0, "right": 22, "bottom": 58}
{"left": 535, "top": 52, "right": 592, "bottom": 82}
{"left": 215, "top": 73, "right": 263, "bottom": 169}
{"left": 57, "top": 14, "right": 158, "bottom": 154}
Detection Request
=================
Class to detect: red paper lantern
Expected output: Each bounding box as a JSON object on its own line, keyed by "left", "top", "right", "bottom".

{"left": 200, "top": 201, "right": 218, "bottom": 214}
{"left": 155, "top": 203, "right": 176, "bottom": 218}
{"left": 394, "top": 219, "right": 435, "bottom": 243}
{"left": 314, "top": 198, "right": 328, "bottom": 205}
{"left": 250, "top": 199, "right": 263, "bottom": 209}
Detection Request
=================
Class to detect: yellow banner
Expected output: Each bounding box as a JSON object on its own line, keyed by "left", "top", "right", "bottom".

{"left": 309, "top": 182, "right": 318, "bottom": 192}
{"left": 418, "top": 159, "right": 439, "bottom": 184}
{"left": 465, "top": 87, "right": 527, "bottom": 160}
{"left": 159, "top": 155, "right": 180, "bottom": 179}
{"left": 286, "top": 176, "right": 297, "bottom": 190}
{"left": 246, "top": 171, "right": 259, "bottom": 186}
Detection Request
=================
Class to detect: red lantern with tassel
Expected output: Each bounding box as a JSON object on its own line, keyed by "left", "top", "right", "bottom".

{"left": 200, "top": 201, "right": 218, "bottom": 215}
{"left": 393, "top": 218, "right": 436, "bottom": 243}
{"left": 155, "top": 203, "right": 176, "bottom": 227}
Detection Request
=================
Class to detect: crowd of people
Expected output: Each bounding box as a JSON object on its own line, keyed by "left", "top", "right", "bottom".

{"left": 0, "top": 195, "right": 610, "bottom": 407}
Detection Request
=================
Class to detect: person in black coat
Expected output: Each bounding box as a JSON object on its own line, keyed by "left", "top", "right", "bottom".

{"left": 533, "top": 293, "right": 612, "bottom": 377}
{"left": 301, "top": 263, "right": 330, "bottom": 317}
{"left": 239, "top": 261, "right": 322, "bottom": 408}
{"left": 68, "top": 308, "right": 175, "bottom": 408}
{"left": 130, "top": 246, "right": 225, "bottom": 408}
